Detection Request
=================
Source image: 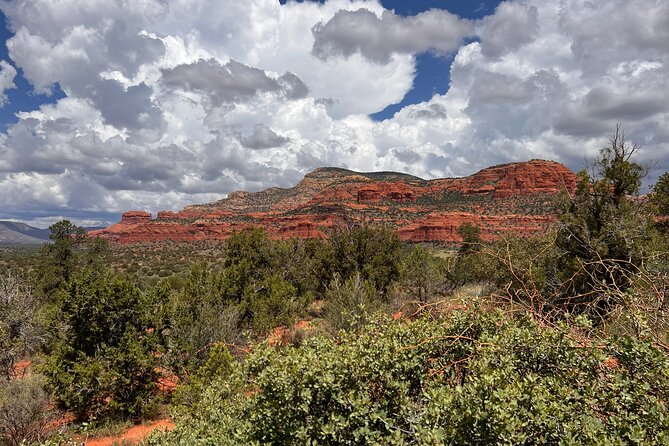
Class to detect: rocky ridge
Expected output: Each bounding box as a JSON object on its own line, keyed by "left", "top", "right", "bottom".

{"left": 90, "top": 160, "right": 576, "bottom": 244}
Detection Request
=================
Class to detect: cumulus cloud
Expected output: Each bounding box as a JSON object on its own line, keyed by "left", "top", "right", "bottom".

{"left": 239, "top": 124, "right": 290, "bottom": 150}
{"left": 0, "top": 0, "right": 668, "bottom": 226}
{"left": 477, "top": 1, "right": 538, "bottom": 58}
{"left": 408, "top": 103, "right": 448, "bottom": 120}
{"left": 90, "top": 80, "right": 164, "bottom": 132}
{"left": 311, "top": 8, "right": 474, "bottom": 63}
{"left": 161, "top": 59, "right": 307, "bottom": 106}
{"left": 0, "top": 60, "right": 17, "bottom": 106}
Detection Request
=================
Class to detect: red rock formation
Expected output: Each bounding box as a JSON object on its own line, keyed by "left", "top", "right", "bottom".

{"left": 156, "top": 211, "right": 180, "bottom": 220}
{"left": 357, "top": 183, "right": 416, "bottom": 202}
{"left": 398, "top": 213, "right": 557, "bottom": 242}
{"left": 120, "top": 210, "right": 152, "bottom": 225}
{"left": 90, "top": 160, "right": 576, "bottom": 244}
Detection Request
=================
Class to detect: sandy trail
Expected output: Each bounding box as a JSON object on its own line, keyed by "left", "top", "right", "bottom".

{"left": 84, "top": 419, "right": 174, "bottom": 446}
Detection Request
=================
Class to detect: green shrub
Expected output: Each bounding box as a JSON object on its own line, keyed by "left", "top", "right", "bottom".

{"left": 399, "top": 245, "right": 448, "bottom": 303}
{"left": 0, "top": 274, "right": 42, "bottom": 379}
{"left": 159, "top": 267, "right": 240, "bottom": 376}
{"left": 323, "top": 273, "right": 383, "bottom": 333}
{"left": 41, "top": 271, "right": 159, "bottom": 420}
{"left": 150, "top": 310, "right": 669, "bottom": 445}
{"left": 554, "top": 127, "right": 655, "bottom": 319}
{"left": 0, "top": 376, "right": 56, "bottom": 446}
{"left": 489, "top": 233, "right": 560, "bottom": 310}
{"left": 172, "top": 344, "right": 235, "bottom": 416}
{"left": 243, "top": 274, "right": 301, "bottom": 334}
{"left": 324, "top": 226, "right": 403, "bottom": 294}
{"left": 457, "top": 222, "right": 482, "bottom": 256}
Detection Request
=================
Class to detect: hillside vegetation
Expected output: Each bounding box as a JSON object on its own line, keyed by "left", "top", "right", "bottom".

{"left": 2, "top": 128, "right": 669, "bottom": 445}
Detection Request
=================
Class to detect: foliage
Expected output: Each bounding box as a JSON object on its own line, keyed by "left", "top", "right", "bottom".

{"left": 650, "top": 172, "right": 669, "bottom": 234}
{"left": 273, "top": 238, "right": 325, "bottom": 297}
{"left": 554, "top": 126, "right": 655, "bottom": 319}
{"left": 399, "top": 245, "right": 448, "bottom": 303}
{"left": 651, "top": 172, "right": 669, "bottom": 216}
{"left": 449, "top": 255, "right": 492, "bottom": 290}
{"left": 0, "top": 274, "right": 42, "bottom": 379}
{"left": 324, "top": 226, "right": 403, "bottom": 294}
{"left": 157, "top": 231, "right": 318, "bottom": 376}
{"left": 457, "top": 222, "right": 482, "bottom": 256}
{"left": 219, "top": 230, "right": 313, "bottom": 333}
{"left": 488, "top": 233, "right": 561, "bottom": 313}
{"left": 149, "top": 310, "right": 669, "bottom": 445}
{"left": 0, "top": 376, "right": 56, "bottom": 446}
{"left": 37, "top": 221, "right": 87, "bottom": 295}
{"left": 41, "top": 270, "right": 159, "bottom": 420}
{"left": 243, "top": 273, "right": 301, "bottom": 334}
{"left": 172, "top": 344, "right": 235, "bottom": 416}
{"left": 158, "top": 264, "right": 240, "bottom": 375}
{"left": 443, "top": 223, "right": 491, "bottom": 288}
{"left": 323, "top": 273, "right": 383, "bottom": 333}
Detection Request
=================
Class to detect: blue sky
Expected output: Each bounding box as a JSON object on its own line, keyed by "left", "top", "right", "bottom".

{"left": 0, "top": 0, "right": 667, "bottom": 227}
{"left": 0, "top": 10, "right": 64, "bottom": 131}
{"left": 371, "top": 0, "right": 501, "bottom": 120}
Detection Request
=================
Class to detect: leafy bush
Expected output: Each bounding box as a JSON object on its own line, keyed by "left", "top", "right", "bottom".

{"left": 554, "top": 127, "right": 655, "bottom": 319}
{"left": 36, "top": 220, "right": 87, "bottom": 297}
{"left": 41, "top": 271, "right": 159, "bottom": 420}
{"left": 150, "top": 310, "right": 669, "bottom": 445}
{"left": 0, "top": 376, "right": 56, "bottom": 446}
{"left": 457, "top": 222, "right": 482, "bottom": 256}
{"left": 243, "top": 273, "right": 302, "bottom": 334}
{"left": 172, "top": 344, "right": 235, "bottom": 416}
{"left": 0, "top": 274, "right": 42, "bottom": 379}
{"left": 399, "top": 245, "right": 448, "bottom": 303}
{"left": 323, "top": 273, "right": 383, "bottom": 333}
{"left": 159, "top": 264, "right": 240, "bottom": 375}
{"left": 488, "top": 233, "right": 560, "bottom": 312}
{"left": 324, "top": 226, "right": 403, "bottom": 294}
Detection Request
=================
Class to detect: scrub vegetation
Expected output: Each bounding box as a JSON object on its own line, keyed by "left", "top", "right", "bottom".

{"left": 2, "top": 127, "right": 669, "bottom": 445}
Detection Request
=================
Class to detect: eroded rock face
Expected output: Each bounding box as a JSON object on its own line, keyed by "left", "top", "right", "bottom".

{"left": 90, "top": 160, "right": 576, "bottom": 244}
{"left": 120, "top": 211, "right": 152, "bottom": 225}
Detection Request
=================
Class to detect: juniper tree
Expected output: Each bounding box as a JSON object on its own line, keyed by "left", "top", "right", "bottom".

{"left": 554, "top": 125, "right": 654, "bottom": 319}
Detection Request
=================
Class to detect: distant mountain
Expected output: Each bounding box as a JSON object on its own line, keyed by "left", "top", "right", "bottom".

{"left": 91, "top": 160, "right": 577, "bottom": 244}
{"left": 0, "top": 221, "right": 105, "bottom": 245}
{"left": 0, "top": 221, "right": 50, "bottom": 245}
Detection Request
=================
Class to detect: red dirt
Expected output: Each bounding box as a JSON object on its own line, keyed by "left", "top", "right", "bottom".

{"left": 11, "top": 359, "right": 32, "bottom": 379}
{"left": 602, "top": 356, "right": 620, "bottom": 370}
{"left": 84, "top": 419, "right": 174, "bottom": 446}
{"left": 294, "top": 320, "right": 314, "bottom": 331}
{"left": 267, "top": 326, "right": 289, "bottom": 346}
{"left": 156, "top": 374, "right": 179, "bottom": 393}
{"left": 267, "top": 320, "right": 315, "bottom": 346}
{"left": 47, "top": 412, "right": 77, "bottom": 431}
{"left": 154, "top": 367, "right": 179, "bottom": 393}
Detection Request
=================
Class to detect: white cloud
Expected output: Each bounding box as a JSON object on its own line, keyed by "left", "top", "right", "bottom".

{"left": 0, "top": 0, "right": 668, "bottom": 225}
{"left": 311, "top": 8, "right": 474, "bottom": 63}
{"left": 477, "top": 1, "right": 538, "bottom": 59}
{"left": 0, "top": 60, "right": 17, "bottom": 106}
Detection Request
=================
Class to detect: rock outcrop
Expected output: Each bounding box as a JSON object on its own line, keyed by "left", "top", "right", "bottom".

{"left": 120, "top": 211, "right": 152, "bottom": 225}
{"left": 90, "top": 160, "right": 576, "bottom": 244}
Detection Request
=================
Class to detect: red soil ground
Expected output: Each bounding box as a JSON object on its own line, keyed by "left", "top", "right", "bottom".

{"left": 82, "top": 419, "right": 174, "bottom": 446}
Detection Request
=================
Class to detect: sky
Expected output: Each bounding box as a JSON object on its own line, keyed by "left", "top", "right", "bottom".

{"left": 0, "top": 0, "right": 668, "bottom": 228}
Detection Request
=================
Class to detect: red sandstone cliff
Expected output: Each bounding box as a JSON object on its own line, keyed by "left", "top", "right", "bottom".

{"left": 90, "top": 160, "right": 576, "bottom": 244}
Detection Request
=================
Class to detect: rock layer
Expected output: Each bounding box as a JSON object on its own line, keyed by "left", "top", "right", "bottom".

{"left": 91, "top": 160, "right": 576, "bottom": 244}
